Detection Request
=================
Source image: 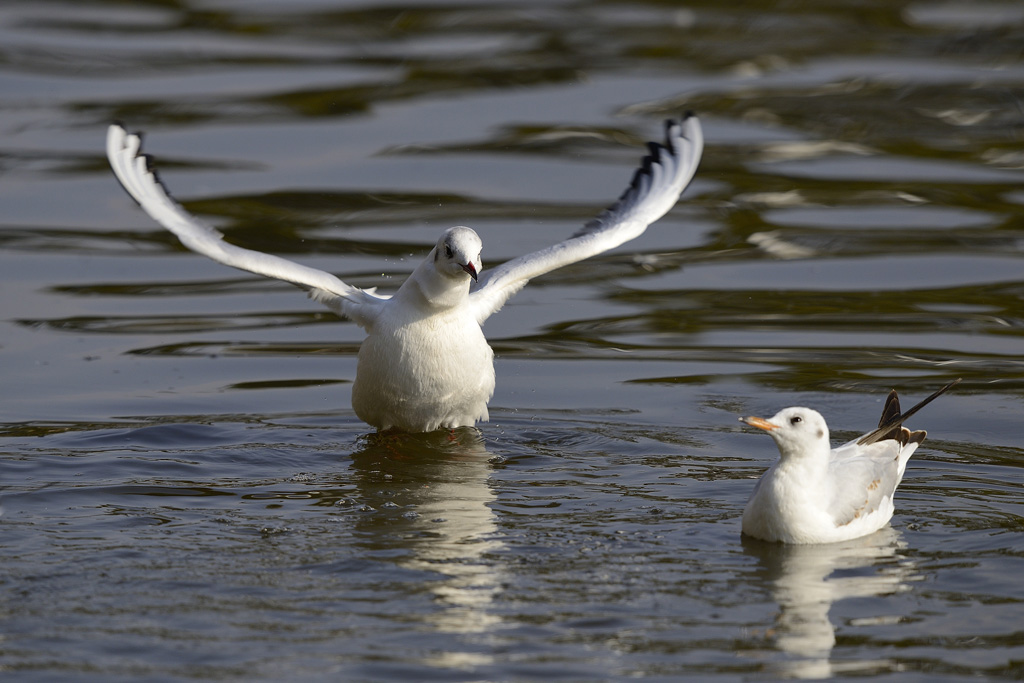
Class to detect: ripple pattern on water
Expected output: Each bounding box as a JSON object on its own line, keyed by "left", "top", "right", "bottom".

{"left": 3, "top": 0, "right": 1024, "bottom": 680}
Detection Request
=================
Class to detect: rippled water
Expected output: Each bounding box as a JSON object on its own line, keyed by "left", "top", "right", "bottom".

{"left": 3, "top": 1, "right": 1024, "bottom": 680}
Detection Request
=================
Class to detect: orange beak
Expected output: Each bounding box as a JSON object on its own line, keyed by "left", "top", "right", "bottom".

{"left": 740, "top": 416, "right": 778, "bottom": 431}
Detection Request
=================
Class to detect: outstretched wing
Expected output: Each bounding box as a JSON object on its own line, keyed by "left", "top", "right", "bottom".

{"left": 468, "top": 113, "right": 704, "bottom": 324}
{"left": 106, "top": 124, "right": 387, "bottom": 329}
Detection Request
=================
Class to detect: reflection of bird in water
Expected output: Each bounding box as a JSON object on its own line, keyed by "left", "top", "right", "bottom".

{"left": 739, "top": 379, "right": 959, "bottom": 544}
{"left": 744, "top": 527, "right": 917, "bottom": 679}
{"left": 106, "top": 115, "right": 703, "bottom": 432}
{"left": 346, "top": 429, "right": 503, "bottom": 667}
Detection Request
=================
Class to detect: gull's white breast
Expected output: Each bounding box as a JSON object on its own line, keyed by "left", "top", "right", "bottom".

{"left": 352, "top": 303, "right": 495, "bottom": 432}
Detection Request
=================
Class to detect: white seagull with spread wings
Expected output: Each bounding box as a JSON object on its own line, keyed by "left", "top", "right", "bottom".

{"left": 107, "top": 114, "right": 703, "bottom": 432}
{"left": 739, "top": 379, "right": 960, "bottom": 544}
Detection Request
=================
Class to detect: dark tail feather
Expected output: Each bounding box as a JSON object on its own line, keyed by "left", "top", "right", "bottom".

{"left": 878, "top": 389, "right": 901, "bottom": 428}
{"left": 870, "top": 389, "right": 909, "bottom": 444}
{"left": 857, "top": 378, "right": 961, "bottom": 446}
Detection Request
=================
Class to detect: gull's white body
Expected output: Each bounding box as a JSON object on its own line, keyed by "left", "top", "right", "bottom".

{"left": 107, "top": 115, "right": 703, "bottom": 431}
{"left": 740, "top": 383, "right": 957, "bottom": 544}
{"left": 741, "top": 414, "right": 917, "bottom": 544}
{"left": 347, "top": 233, "right": 494, "bottom": 430}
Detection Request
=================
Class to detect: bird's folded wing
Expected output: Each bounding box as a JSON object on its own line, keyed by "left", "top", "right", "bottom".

{"left": 106, "top": 124, "right": 386, "bottom": 328}
{"left": 468, "top": 113, "right": 704, "bottom": 324}
{"left": 827, "top": 441, "right": 903, "bottom": 526}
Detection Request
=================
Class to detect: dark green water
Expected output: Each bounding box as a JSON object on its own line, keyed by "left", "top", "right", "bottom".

{"left": 2, "top": 1, "right": 1023, "bottom": 679}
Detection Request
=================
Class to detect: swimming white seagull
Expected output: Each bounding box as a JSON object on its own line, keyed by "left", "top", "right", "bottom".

{"left": 739, "top": 379, "right": 960, "bottom": 544}
{"left": 106, "top": 114, "right": 703, "bottom": 432}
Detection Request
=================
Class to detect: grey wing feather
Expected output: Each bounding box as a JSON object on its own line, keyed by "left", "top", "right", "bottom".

{"left": 829, "top": 380, "right": 959, "bottom": 526}
{"left": 827, "top": 440, "right": 905, "bottom": 526}
{"left": 468, "top": 113, "right": 703, "bottom": 324}
{"left": 106, "top": 124, "right": 386, "bottom": 329}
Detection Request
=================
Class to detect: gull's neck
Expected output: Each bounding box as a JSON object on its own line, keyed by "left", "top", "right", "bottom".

{"left": 773, "top": 436, "right": 832, "bottom": 481}
{"left": 396, "top": 248, "right": 471, "bottom": 311}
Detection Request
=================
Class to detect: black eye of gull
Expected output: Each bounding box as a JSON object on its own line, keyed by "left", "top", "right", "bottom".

{"left": 790, "top": 415, "right": 802, "bottom": 425}
{"left": 444, "top": 245, "right": 453, "bottom": 259}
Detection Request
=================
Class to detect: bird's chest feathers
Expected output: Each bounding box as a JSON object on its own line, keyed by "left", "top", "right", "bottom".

{"left": 362, "top": 298, "right": 493, "bottom": 390}
{"left": 758, "top": 459, "right": 832, "bottom": 533}
{"left": 387, "top": 308, "right": 485, "bottom": 358}
{"left": 768, "top": 462, "right": 824, "bottom": 507}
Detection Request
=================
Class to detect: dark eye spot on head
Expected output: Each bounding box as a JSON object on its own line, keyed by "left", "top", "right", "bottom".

{"left": 816, "top": 428, "right": 824, "bottom": 439}
{"left": 789, "top": 415, "right": 802, "bottom": 425}
{"left": 444, "top": 244, "right": 453, "bottom": 259}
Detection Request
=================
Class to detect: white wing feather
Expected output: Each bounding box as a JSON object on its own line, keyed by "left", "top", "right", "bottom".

{"left": 468, "top": 113, "right": 703, "bottom": 324}
{"left": 106, "top": 124, "right": 386, "bottom": 329}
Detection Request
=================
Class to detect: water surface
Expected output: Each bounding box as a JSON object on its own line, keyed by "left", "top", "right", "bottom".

{"left": 2, "top": 0, "right": 1023, "bottom": 680}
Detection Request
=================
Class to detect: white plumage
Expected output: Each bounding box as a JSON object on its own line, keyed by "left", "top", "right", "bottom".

{"left": 107, "top": 115, "right": 703, "bottom": 431}
{"left": 740, "top": 380, "right": 959, "bottom": 544}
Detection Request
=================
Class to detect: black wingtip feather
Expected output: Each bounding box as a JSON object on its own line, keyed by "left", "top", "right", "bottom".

{"left": 878, "top": 389, "right": 901, "bottom": 428}
{"left": 856, "top": 378, "right": 961, "bottom": 446}
{"left": 571, "top": 112, "right": 692, "bottom": 239}
{"left": 873, "top": 389, "right": 903, "bottom": 441}
{"left": 142, "top": 153, "right": 159, "bottom": 178}
{"left": 641, "top": 151, "right": 656, "bottom": 175}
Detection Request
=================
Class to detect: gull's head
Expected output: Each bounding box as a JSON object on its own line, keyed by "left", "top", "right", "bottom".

{"left": 740, "top": 407, "right": 830, "bottom": 460}
{"left": 433, "top": 227, "right": 483, "bottom": 282}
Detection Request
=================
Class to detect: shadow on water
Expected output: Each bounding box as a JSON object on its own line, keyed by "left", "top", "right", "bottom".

{"left": 743, "top": 528, "right": 918, "bottom": 680}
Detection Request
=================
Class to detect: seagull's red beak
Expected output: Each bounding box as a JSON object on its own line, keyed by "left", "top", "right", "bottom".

{"left": 461, "top": 262, "right": 478, "bottom": 281}
{"left": 740, "top": 416, "right": 778, "bottom": 431}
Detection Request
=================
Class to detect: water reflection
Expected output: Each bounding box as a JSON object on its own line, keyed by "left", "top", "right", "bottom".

{"left": 347, "top": 429, "right": 503, "bottom": 670}
{"left": 744, "top": 528, "right": 916, "bottom": 679}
